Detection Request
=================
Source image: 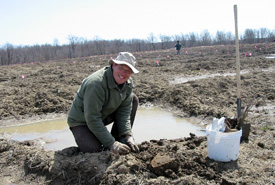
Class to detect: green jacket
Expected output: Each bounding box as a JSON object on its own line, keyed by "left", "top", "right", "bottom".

{"left": 67, "top": 66, "right": 133, "bottom": 147}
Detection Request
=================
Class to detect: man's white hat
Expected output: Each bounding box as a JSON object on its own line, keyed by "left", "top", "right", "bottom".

{"left": 109, "top": 52, "right": 139, "bottom": 73}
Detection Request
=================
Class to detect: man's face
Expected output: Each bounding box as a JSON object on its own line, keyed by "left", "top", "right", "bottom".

{"left": 112, "top": 63, "right": 133, "bottom": 85}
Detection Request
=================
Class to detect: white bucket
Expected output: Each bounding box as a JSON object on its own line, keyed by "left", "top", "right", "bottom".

{"left": 206, "top": 125, "right": 242, "bottom": 162}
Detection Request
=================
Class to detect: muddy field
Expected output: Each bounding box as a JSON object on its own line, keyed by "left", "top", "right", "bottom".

{"left": 0, "top": 43, "right": 274, "bottom": 184}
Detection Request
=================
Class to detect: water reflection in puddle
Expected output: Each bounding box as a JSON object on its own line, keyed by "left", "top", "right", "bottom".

{"left": 131, "top": 107, "right": 205, "bottom": 142}
{"left": 0, "top": 107, "right": 205, "bottom": 151}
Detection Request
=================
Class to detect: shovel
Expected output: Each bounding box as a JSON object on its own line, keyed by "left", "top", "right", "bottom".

{"left": 234, "top": 5, "right": 250, "bottom": 140}
{"left": 234, "top": 5, "right": 241, "bottom": 121}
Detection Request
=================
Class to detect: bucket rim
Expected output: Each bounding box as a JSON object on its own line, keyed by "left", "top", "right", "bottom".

{"left": 206, "top": 125, "right": 242, "bottom": 138}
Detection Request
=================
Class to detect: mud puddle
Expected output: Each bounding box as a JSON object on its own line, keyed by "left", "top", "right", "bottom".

{"left": 265, "top": 54, "right": 275, "bottom": 58}
{"left": 0, "top": 107, "right": 205, "bottom": 151}
{"left": 170, "top": 66, "right": 275, "bottom": 84}
{"left": 0, "top": 119, "right": 74, "bottom": 151}
{"left": 170, "top": 70, "right": 249, "bottom": 84}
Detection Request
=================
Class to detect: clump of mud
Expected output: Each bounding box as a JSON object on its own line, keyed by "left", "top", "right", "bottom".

{"left": 2, "top": 134, "right": 234, "bottom": 185}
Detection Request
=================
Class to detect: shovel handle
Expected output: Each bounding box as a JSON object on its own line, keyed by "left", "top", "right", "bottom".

{"left": 234, "top": 5, "right": 241, "bottom": 99}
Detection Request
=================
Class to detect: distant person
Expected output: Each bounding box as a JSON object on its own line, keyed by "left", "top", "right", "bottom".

{"left": 175, "top": 41, "right": 182, "bottom": 55}
{"left": 67, "top": 52, "right": 139, "bottom": 154}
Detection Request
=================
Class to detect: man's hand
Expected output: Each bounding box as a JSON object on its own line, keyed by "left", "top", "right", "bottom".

{"left": 125, "top": 135, "right": 139, "bottom": 153}
{"left": 109, "top": 141, "right": 130, "bottom": 154}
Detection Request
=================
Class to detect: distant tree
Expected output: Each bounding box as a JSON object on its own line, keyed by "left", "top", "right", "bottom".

{"left": 109, "top": 39, "right": 125, "bottom": 54}
{"left": 0, "top": 48, "right": 6, "bottom": 65}
{"left": 172, "top": 34, "right": 181, "bottom": 42}
{"left": 147, "top": 33, "right": 157, "bottom": 50}
{"left": 180, "top": 33, "right": 187, "bottom": 47}
{"left": 256, "top": 30, "right": 261, "bottom": 43}
{"left": 226, "top": 32, "right": 234, "bottom": 44}
{"left": 41, "top": 44, "right": 51, "bottom": 61}
{"left": 68, "top": 35, "right": 79, "bottom": 58}
{"left": 81, "top": 39, "right": 93, "bottom": 57}
{"left": 267, "top": 30, "right": 275, "bottom": 42}
{"left": 1, "top": 27, "right": 274, "bottom": 66}
{"left": 5, "top": 43, "right": 14, "bottom": 65}
{"left": 259, "top": 28, "right": 268, "bottom": 43}
{"left": 128, "top": 39, "right": 138, "bottom": 52}
{"left": 93, "top": 36, "right": 107, "bottom": 55}
{"left": 188, "top": 32, "right": 198, "bottom": 47}
{"left": 159, "top": 34, "right": 171, "bottom": 49}
{"left": 200, "top": 30, "right": 212, "bottom": 46}
{"left": 215, "top": 31, "right": 226, "bottom": 45}
{"left": 243, "top": 29, "right": 256, "bottom": 44}
{"left": 77, "top": 37, "right": 87, "bottom": 57}
{"left": 52, "top": 38, "right": 61, "bottom": 59}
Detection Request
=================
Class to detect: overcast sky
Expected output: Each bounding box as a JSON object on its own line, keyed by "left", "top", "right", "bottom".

{"left": 0, "top": 0, "right": 274, "bottom": 46}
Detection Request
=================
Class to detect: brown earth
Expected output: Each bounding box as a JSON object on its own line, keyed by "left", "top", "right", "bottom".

{"left": 0, "top": 43, "right": 274, "bottom": 184}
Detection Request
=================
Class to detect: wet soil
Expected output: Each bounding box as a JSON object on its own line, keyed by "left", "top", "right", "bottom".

{"left": 0, "top": 43, "right": 274, "bottom": 184}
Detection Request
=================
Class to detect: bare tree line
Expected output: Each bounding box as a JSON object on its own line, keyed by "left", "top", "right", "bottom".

{"left": 1, "top": 28, "right": 274, "bottom": 66}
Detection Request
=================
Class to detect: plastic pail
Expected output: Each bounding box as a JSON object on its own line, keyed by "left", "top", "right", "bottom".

{"left": 206, "top": 125, "right": 242, "bottom": 162}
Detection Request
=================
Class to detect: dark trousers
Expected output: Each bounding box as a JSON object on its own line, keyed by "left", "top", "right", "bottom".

{"left": 70, "top": 94, "right": 139, "bottom": 152}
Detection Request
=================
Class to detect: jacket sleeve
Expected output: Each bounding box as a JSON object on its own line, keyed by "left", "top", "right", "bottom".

{"left": 83, "top": 82, "right": 115, "bottom": 148}
{"left": 115, "top": 92, "right": 133, "bottom": 137}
